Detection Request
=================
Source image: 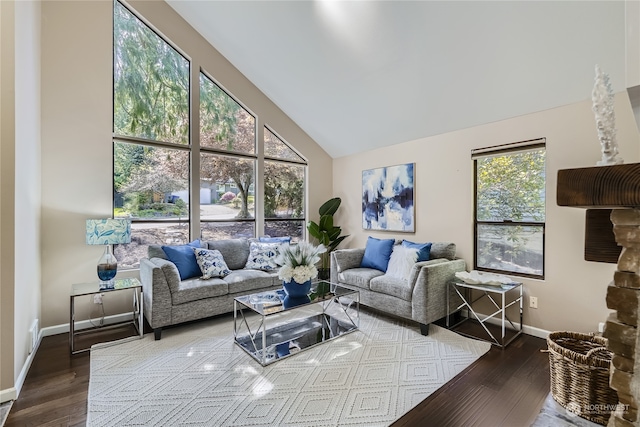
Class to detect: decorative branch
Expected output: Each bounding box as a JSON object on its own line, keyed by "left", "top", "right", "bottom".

{"left": 592, "top": 64, "right": 623, "bottom": 166}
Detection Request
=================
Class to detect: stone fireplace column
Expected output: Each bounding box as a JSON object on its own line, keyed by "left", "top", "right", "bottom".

{"left": 605, "top": 208, "right": 640, "bottom": 427}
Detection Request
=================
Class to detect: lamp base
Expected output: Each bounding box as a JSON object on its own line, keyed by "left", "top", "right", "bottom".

{"left": 97, "top": 246, "right": 118, "bottom": 289}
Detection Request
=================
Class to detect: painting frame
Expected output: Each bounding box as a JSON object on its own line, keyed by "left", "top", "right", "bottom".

{"left": 362, "top": 163, "right": 415, "bottom": 232}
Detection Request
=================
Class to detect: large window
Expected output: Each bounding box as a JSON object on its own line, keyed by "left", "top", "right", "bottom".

{"left": 112, "top": 2, "right": 306, "bottom": 268}
{"left": 264, "top": 127, "right": 306, "bottom": 242}
{"left": 473, "top": 139, "right": 546, "bottom": 279}
{"left": 200, "top": 72, "right": 256, "bottom": 241}
{"left": 113, "top": 1, "right": 190, "bottom": 269}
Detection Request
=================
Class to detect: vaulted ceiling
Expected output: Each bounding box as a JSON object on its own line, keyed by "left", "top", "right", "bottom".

{"left": 166, "top": 1, "right": 627, "bottom": 158}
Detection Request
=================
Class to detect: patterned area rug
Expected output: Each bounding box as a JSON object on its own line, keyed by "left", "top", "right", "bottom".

{"left": 88, "top": 311, "right": 490, "bottom": 426}
{"left": 0, "top": 401, "right": 12, "bottom": 426}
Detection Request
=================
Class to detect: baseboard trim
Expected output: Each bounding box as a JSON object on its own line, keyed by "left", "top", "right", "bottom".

{"left": 0, "top": 388, "right": 17, "bottom": 404}
{"left": 41, "top": 312, "right": 137, "bottom": 337}
{"left": 5, "top": 313, "right": 137, "bottom": 403}
{"left": 474, "top": 314, "right": 550, "bottom": 339}
{"left": 4, "top": 327, "right": 43, "bottom": 403}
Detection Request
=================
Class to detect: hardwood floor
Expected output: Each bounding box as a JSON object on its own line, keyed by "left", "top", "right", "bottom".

{"left": 5, "top": 319, "right": 550, "bottom": 427}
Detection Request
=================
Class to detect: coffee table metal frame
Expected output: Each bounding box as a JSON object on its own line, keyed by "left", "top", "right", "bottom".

{"left": 447, "top": 279, "right": 523, "bottom": 348}
{"left": 233, "top": 281, "right": 359, "bottom": 366}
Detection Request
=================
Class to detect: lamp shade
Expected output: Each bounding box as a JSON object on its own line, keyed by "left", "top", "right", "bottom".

{"left": 86, "top": 219, "right": 131, "bottom": 245}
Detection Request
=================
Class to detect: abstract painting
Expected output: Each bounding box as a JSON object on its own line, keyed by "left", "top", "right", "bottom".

{"left": 362, "top": 163, "right": 415, "bottom": 232}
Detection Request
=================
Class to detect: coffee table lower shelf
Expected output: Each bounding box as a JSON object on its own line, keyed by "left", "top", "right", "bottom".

{"left": 234, "top": 283, "right": 359, "bottom": 366}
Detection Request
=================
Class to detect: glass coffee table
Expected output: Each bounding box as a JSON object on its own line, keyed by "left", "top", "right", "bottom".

{"left": 234, "top": 280, "right": 359, "bottom": 366}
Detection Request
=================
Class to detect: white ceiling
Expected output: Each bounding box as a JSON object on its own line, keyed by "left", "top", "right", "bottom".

{"left": 166, "top": 0, "right": 627, "bottom": 158}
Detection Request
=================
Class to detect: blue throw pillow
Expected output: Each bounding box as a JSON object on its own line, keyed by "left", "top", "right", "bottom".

{"left": 162, "top": 240, "right": 202, "bottom": 280}
{"left": 361, "top": 237, "right": 395, "bottom": 272}
{"left": 402, "top": 240, "right": 432, "bottom": 262}
{"left": 258, "top": 236, "right": 291, "bottom": 244}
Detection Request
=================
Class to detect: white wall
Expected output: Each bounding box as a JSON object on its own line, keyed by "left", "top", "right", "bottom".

{"left": 14, "top": 0, "right": 41, "bottom": 391}
{"left": 0, "top": 0, "right": 17, "bottom": 398}
{"left": 334, "top": 93, "right": 640, "bottom": 334}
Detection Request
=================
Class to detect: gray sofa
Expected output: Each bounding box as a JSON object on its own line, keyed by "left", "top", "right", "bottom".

{"left": 140, "top": 238, "right": 282, "bottom": 340}
{"left": 330, "top": 242, "right": 465, "bottom": 335}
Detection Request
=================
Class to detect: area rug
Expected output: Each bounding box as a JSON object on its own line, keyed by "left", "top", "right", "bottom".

{"left": 88, "top": 311, "right": 490, "bottom": 426}
{"left": 0, "top": 401, "right": 12, "bottom": 426}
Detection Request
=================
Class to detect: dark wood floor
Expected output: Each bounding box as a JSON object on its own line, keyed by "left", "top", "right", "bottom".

{"left": 5, "top": 318, "right": 550, "bottom": 427}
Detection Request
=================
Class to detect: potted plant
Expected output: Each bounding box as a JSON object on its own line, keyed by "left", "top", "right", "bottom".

{"left": 307, "top": 197, "right": 349, "bottom": 279}
{"left": 275, "top": 241, "right": 326, "bottom": 305}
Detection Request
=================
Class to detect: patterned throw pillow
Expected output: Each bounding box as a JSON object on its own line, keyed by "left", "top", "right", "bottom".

{"left": 245, "top": 241, "right": 279, "bottom": 271}
{"left": 193, "top": 248, "right": 231, "bottom": 279}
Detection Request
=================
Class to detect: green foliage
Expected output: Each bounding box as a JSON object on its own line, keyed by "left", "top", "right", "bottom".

{"left": 476, "top": 149, "right": 546, "bottom": 222}
{"left": 476, "top": 149, "right": 546, "bottom": 274}
{"left": 307, "top": 197, "right": 349, "bottom": 269}
{"left": 113, "top": 2, "right": 189, "bottom": 144}
{"left": 264, "top": 162, "right": 304, "bottom": 218}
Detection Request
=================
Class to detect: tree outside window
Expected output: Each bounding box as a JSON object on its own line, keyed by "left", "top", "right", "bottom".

{"left": 474, "top": 142, "right": 546, "bottom": 278}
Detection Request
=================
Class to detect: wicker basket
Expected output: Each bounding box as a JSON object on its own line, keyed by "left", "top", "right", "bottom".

{"left": 547, "top": 331, "right": 618, "bottom": 425}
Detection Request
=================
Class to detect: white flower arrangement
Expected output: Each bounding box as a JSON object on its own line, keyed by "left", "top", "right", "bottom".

{"left": 275, "top": 241, "right": 326, "bottom": 284}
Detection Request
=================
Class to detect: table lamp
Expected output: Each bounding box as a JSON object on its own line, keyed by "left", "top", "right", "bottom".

{"left": 86, "top": 218, "right": 131, "bottom": 289}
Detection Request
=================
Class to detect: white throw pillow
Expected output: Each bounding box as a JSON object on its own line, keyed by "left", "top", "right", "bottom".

{"left": 385, "top": 245, "right": 418, "bottom": 281}
{"left": 193, "top": 248, "right": 232, "bottom": 279}
{"left": 245, "top": 241, "right": 279, "bottom": 271}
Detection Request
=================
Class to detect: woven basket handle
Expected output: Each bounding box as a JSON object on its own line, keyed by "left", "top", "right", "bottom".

{"left": 586, "top": 346, "right": 608, "bottom": 359}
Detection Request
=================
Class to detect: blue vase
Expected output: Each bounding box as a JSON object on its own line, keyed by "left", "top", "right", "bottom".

{"left": 282, "top": 279, "right": 312, "bottom": 308}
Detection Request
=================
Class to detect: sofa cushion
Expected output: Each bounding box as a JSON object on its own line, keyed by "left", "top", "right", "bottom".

{"left": 161, "top": 240, "right": 203, "bottom": 280}
{"left": 431, "top": 242, "right": 456, "bottom": 260}
{"left": 207, "top": 239, "right": 250, "bottom": 270}
{"left": 225, "top": 269, "right": 277, "bottom": 294}
{"left": 193, "top": 248, "right": 232, "bottom": 279}
{"left": 333, "top": 249, "right": 365, "bottom": 273}
{"left": 171, "top": 277, "right": 229, "bottom": 305}
{"left": 338, "top": 268, "right": 384, "bottom": 290}
{"left": 370, "top": 274, "right": 414, "bottom": 301}
{"left": 148, "top": 245, "right": 168, "bottom": 260}
{"left": 245, "top": 241, "right": 279, "bottom": 271}
{"left": 361, "top": 237, "right": 395, "bottom": 272}
{"left": 386, "top": 245, "right": 418, "bottom": 281}
{"left": 401, "top": 240, "right": 432, "bottom": 262}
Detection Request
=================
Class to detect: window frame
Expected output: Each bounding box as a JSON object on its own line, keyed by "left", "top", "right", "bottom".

{"left": 472, "top": 139, "right": 546, "bottom": 280}
{"left": 263, "top": 126, "right": 307, "bottom": 242}
{"left": 112, "top": 1, "right": 309, "bottom": 268}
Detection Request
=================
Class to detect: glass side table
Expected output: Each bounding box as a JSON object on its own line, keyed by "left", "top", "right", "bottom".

{"left": 70, "top": 277, "right": 143, "bottom": 354}
{"left": 447, "top": 279, "right": 523, "bottom": 348}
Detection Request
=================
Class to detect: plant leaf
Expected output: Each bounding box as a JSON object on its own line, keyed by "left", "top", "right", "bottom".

{"left": 319, "top": 197, "right": 341, "bottom": 216}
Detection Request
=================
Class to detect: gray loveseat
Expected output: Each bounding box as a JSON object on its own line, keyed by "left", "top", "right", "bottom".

{"left": 140, "top": 238, "right": 282, "bottom": 340}
{"left": 330, "top": 242, "right": 465, "bottom": 335}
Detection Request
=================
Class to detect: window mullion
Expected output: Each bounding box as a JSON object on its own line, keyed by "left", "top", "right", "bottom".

{"left": 191, "top": 63, "right": 200, "bottom": 240}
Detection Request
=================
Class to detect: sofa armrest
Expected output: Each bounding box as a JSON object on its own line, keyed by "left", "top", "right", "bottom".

{"left": 139, "top": 257, "right": 176, "bottom": 329}
{"left": 411, "top": 258, "right": 466, "bottom": 325}
{"left": 330, "top": 248, "right": 365, "bottom": 283}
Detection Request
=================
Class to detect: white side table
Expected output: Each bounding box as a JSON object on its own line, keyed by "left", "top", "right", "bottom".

{"left": 69, "top": 277, "right": 143, "bottom": 354}
{"left": 447, "top": 279, "right": 523, "bottom": 347}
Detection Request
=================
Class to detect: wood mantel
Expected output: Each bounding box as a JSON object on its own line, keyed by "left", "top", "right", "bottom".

{"left": 557, "top": 163, "right": 640, "bottom": 208}
{"left": 557, "top": 163, "right": 640, "bottom": 425}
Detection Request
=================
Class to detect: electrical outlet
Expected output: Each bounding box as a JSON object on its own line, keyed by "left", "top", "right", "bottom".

{"left": 93, "top": 294, "right": 103, "bottom": 304}
{"left": 530, "top": 296, "right": 538, "bottom": 309}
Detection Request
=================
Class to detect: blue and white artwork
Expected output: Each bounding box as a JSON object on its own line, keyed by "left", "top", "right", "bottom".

{"left": 362, "top": 163, "right": 415, "bottom": 232}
